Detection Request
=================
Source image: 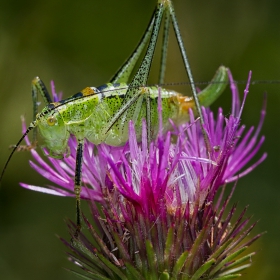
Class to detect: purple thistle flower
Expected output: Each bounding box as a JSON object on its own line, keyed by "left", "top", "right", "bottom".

{"left": 20, "top": 70, "right": 266, "bottom": 279}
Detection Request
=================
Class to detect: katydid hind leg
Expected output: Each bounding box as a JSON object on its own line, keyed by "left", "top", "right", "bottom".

{"left": 101, "top": 2, "right": 166, "bottom": 139}
{"left": 110, "top": 11, "right": 155, "bottom": 84}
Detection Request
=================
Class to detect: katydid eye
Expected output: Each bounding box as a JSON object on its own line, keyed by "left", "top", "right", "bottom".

{"left": 47, "top": 116, "right": 57, "bottom": 126}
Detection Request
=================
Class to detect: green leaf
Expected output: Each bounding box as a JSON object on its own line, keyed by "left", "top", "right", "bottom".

{"left": 164, "top": 226, "right": 174, "bottom": 268}
{"left": 66, "top": 268, "right": 112, "bottom": 280}
{"left": 110, "top": 230, "right": 131, "bottom": 263}
{"left": 190, "top": 259, "right": 216, "bottom": 280}
{"left": 217, "top": 264, "right": 251, "bottom": 277}
{"left": 70, "top": 241, "right": 116, "bottom": 278}
{"left": 171, "top": 251, "right": 189, "bottom": 280}
{"left": 209, "top": 247, "right": 248, "bottom": 277}
{"left": 125, "top": 262, "right": 145, "bottom": 280}
{"left": 209, "top": 239, "right": 233, "bottom": 260}
{"left": 183, "top": 225, "right": 210, "bottom": 275}
{"left": 96, "top": 252, "right": 128, "bottom": 280}
{"left": 220, "top": 252, "right": 255, "bottom": 273}
{"left": 67, "top": 254, "right": 104, "bottom": 275}
{"left": 213, "top": 274, "right": 241, "bottom": 279}
{"left": 146, "top": 240, "right": 158, "bottom": 280}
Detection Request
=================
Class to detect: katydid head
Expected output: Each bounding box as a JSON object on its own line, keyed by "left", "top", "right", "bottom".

{"left": 36, "top": 105, "right": 70, "bottom": 158}
{"left": 0, "top": 103, "right": 70, "bottom": 184}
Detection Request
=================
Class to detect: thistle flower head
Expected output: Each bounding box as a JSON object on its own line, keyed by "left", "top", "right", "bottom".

{"left": 20, "top": 71, "right": 266, "bottom": 279}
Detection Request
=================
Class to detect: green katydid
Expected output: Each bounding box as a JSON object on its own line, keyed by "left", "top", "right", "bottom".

{"left": 0, "top": 0, "right": 228, "bottom": 232}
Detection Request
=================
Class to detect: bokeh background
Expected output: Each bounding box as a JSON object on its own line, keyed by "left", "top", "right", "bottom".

{"left": 0, "top": 0, "right": 279, "bottom": 279}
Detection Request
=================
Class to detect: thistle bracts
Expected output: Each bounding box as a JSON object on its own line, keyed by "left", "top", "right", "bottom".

{"left": 62, "top": 181, "right": 263, "bottom": 280}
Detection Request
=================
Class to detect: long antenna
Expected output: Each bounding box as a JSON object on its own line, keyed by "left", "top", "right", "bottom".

{"left": 0, "top": 123, "right": 35, "bottom": 184}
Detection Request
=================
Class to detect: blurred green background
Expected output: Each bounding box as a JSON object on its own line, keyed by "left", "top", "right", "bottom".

{"left": 0, "top": 0, "right": 279, "bottom": 279}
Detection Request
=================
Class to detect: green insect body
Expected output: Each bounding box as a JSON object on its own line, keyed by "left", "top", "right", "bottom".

{"left": 36, "top": 66, "right": 227, "bottom": 158}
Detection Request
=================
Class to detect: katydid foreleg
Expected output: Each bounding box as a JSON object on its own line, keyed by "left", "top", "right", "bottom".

{"left": 31, "top": 77, "right": 53, "bottom": 146}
